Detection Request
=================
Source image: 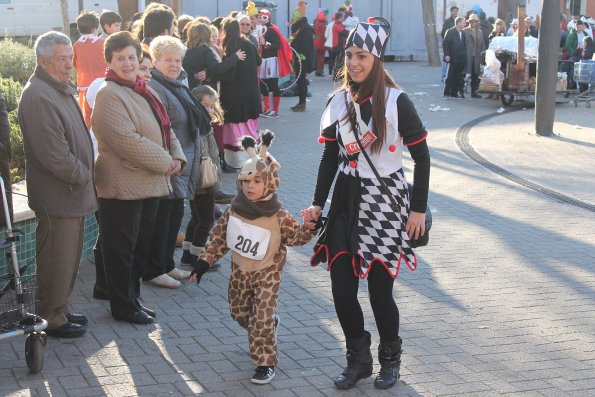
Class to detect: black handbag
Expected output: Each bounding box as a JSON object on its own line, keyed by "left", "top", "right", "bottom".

{"left": 348, "top": 93, "right": 432, "bottom": 248}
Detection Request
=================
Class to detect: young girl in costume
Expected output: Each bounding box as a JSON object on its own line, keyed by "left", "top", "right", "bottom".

{"left": 304, "top": 17, "right": 431, "bottom": 390}
{"left": 190, "top": 131, "right": 314, "bottom": 384}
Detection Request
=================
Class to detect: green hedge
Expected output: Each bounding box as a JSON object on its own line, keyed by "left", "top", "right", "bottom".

{"left": 0, "top": 38, "right": 36, "bottom": 84}
{"left": 0, "top": 76, "right": 23, "bottom": 113}
{"left": 8, "top": 110, "right": 24, "bottom": 176}
{"left": 0, "top": 76, "right": 25, "bottom": 177}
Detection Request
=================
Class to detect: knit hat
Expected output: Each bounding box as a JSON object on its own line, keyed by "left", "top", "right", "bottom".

{"left": 345, "top": 17, "right": 391, "bottom": 60}
{"left": 237, "top": 130, "right": 280, "bottom": 201}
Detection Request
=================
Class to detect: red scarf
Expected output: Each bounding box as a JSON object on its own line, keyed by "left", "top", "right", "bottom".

{"left": 105, "top": 68, "right": 172, "bottom": 150}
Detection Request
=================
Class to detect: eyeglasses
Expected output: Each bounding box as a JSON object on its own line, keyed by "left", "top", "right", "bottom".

{"left": 240, "top": 23, "right": 251, "bottom": 26}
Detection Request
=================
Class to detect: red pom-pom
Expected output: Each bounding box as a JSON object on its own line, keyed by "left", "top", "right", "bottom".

{"left": 318, "top": 136, "right": 325, "bottom": 144}
{"left": 368, "top": 17, "right": 375, "bottom": 24}
{"left": 389, "top": 144, "right": 397, "bottom": 152}
{"left": 349, "top": 160, "right": 357, "bottom": 168}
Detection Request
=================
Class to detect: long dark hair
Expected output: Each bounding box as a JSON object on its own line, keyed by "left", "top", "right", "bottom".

{"left": 340, "top": 54, "right": 398, "bottom": 154}
{"left": 221, "top": 17, "right": 245, "bottom": 57}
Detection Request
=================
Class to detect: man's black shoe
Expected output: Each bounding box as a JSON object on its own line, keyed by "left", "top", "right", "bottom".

{"left": 113, "top": 310, "right": 154, "bottom": 325}
{"left": 93, "top": 285, "right": 109, "bottom": 300}
{"left": 67, "top": 313, "right": 88, "bottom": 326}
{"left": 471, "top": 93, "right": 482, "bottom": 98}
{"left": 220, "top": 159, "right": 236, "bottom": 173}
{"left": 215, "top": 191, "right": 234, "bottom": 204}
{"left": 136, "top": 301, "right": 156, "bottom": 318}
{"left": 450, "top": 94, "right": 464, "bottom": 99}
{"left": 46, "top": 322, "right": 86, "bottom": 338}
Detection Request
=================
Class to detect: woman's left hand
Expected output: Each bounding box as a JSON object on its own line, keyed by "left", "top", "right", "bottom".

{"left": 406, "top": 210, "right": 426, "bottom": 241}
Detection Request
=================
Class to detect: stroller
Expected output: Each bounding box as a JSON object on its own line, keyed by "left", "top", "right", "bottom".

{"left": 0, "top": 176, "right": 47, "bottom": 373}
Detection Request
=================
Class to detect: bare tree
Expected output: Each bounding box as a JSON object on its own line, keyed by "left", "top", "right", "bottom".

{"left": 421, "top": 0, "right": 441, "bottom": 66}
{"left": 534, "top": 0, "right": 559, "bottom": 136}
{"left": 154, "top": 0, "right": 180, "bottom": 16}
{"left": 60, "top": 0, "right": 70, "bottom": 36}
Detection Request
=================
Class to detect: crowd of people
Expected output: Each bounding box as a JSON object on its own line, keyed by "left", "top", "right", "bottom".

{"left": 440, "top": 5, "right": 595, "bottom": 99}
{"left": 4, "top": 0, "right": 432, "bottom": 390}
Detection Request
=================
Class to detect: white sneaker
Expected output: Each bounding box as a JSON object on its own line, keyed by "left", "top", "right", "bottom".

{"left": 168, "top": 267, "right": 191, "bottom": 280}
{"left": 148, "top": 274, "right": 181, "bottom": 289}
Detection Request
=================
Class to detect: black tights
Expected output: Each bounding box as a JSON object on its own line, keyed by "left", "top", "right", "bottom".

{"left": 185, "top": 191, "right": 215, "bottom": 248}
{"left": 295, "top": 63, "right": 308, "bottom": 105}
{"left": 330, "top": 255, "right": 399, "bottom": 341}
{"left": 259, "top": 78, "right": 280, "bottom": 97}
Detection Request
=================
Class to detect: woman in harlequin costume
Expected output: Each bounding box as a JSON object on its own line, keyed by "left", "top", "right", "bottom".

{"left": 304, "top": 17, "right": 430, "bottom": 390}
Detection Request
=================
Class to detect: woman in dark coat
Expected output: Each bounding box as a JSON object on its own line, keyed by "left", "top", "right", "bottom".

{"left": 290, "top": 13, "right": 314, "bottom": 112}
{"left": 219, "top": 17, "right": 262, "bottom": 168}
{"left": 182, "top": 21, "right": 246, "bottom": 90}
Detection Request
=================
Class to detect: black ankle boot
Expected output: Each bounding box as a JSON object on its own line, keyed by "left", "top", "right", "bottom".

{"left": 374, "top": 337, "right": 402, "bottom": 389}
{"left": 334, "top": 331, "right": 373, "bottom": 389}
{"left": 220, "top": 158, "right": 236, "bottom": 173}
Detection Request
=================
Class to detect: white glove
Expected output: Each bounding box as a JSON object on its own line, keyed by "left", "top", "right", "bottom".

{"left": 465, "top": 73, "right": 471, "bottom": 81}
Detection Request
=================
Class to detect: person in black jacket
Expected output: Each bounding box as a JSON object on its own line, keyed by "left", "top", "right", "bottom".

{"left": 219, "top": 17, "right": 262, "bottom": 168}
{"left": 183, "top": 21, "right": 245, "bottom": 90}
{"left": 0, "top": 91, "right": 12, "bottom": 227}
{"left": 290, "top": 1, "right": 314, "bottom": 112}
{"left": 442, "top": 17, "right": 467, "bottom": 99}
{"left": 441, "top": 6, "right": 459, "bottom": 39}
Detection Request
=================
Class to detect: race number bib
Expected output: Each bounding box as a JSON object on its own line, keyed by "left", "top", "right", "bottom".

{"left": 227, "top": 216, "right": 271, "bottom": 260}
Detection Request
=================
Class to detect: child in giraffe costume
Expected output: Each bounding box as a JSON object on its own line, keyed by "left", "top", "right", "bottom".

{"left": 190, "top": 130, "right": 314, "bottom": 384}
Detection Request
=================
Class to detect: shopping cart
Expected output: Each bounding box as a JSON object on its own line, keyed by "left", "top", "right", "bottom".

{"left": 570, "top": 60, "right": 595, "bottom": 108}
{"left": 0, "top": 176, "right": 47, "bottom": 373}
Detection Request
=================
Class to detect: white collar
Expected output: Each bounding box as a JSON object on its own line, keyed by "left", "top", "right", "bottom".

{"left": 77, "top": 34, "right": 101, "bottom": 44}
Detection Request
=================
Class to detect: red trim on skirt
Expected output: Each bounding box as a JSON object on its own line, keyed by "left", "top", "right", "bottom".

{"left": 311, "top": 243, "right": 417, "bottom": 279}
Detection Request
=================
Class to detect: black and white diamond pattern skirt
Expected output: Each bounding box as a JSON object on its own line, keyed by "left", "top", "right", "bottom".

{"left": 357, "top": 169, "right": 417, "bottom": 278}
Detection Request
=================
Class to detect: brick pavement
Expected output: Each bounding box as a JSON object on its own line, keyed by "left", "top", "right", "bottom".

{"left": 1, "top": 62, "right": 593, "bottom": 396}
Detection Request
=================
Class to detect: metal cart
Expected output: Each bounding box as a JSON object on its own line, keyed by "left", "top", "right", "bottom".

{"left": 570, "top": 61, "right": 595, "bottom": 108}
{"left": 0, "top": 176, "right": 47, "bottom": 374}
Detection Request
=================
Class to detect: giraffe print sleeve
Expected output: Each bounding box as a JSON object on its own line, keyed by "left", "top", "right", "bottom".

{"left": 200, "top": 209, "right": 231, "bottom": 265}
{"left": 277, "top": 208, "right": 315, "bottom": 247}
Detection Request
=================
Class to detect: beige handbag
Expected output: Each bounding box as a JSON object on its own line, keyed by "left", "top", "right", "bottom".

{"left": 198, "top": 147, "right": 218, "bottom": 189}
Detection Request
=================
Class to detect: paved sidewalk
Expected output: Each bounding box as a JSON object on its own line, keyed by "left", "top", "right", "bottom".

{"left": 1, "top": 62, "right": 593, "bottom": 397}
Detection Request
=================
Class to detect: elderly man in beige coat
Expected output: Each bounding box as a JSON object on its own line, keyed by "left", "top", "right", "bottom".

{"left": 18, "top": 31, "right": 98, "bottom": 338}
{"left": 463, "top": 14, "right": 486, "bottom": 98}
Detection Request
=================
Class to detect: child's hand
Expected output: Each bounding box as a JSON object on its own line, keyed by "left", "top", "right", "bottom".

{"left": 301, "top": 207, "right": 320, "bottom": 231}
{"left": 189, "top": 259, "right": 210, "bottom": 284}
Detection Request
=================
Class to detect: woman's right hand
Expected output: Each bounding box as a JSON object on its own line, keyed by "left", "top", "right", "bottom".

{"left": 166, "top": 160, "right": 182, "bottom": 176}
{"left": 235, "top": 49, "right": 247, "bottom": 61}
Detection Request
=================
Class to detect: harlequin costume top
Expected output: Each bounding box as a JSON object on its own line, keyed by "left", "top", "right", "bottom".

{"left": 310, "top": 86, "right": 430, "bottom": 279}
